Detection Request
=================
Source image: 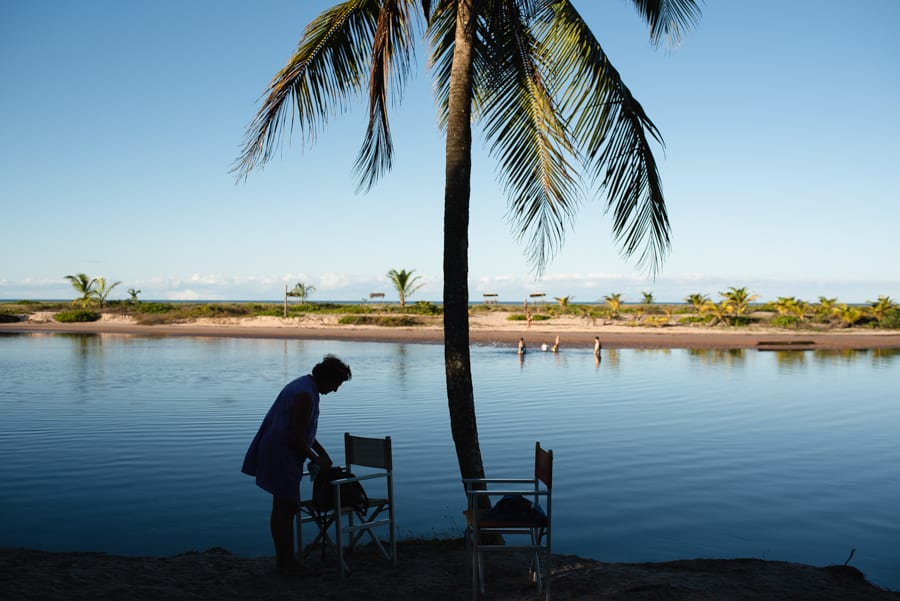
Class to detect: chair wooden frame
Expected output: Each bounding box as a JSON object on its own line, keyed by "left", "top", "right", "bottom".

{"left": 297, "top": 433, "right": 396, "bottom": 578}
{"left": 464, "top": 442, "right": 553, "bottom": 600}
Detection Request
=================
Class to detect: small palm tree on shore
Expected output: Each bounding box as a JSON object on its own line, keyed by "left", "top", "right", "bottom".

{"left": 603, "top": 293, "right": 623, "bottom": 320}
{"left": 835, "top": 303, "right": 863, "bottom": 327}
{"left": 289, "top": 282, "right": 316, "bottom": 304}
{"left": 64, "top": 273, "right": 98, "bottom": 308}
{"left": 868, "top": 296, "right": 896, "bottom": 323}
{"left": 554, "top": 295, "right": 573, "bottom": 309}
{"left": 775, "top": 296, "right": 808, "bottom": 319}
{"left": 701, "top": 299, "right": 731, "bottom": 326}
{"left": 127, "top": 288, "right": 141, "bottom": 303}
{"left": 815, "top": 296, "right": 838, "bottom": 322}
{"left": 387, "top": 269, "right": 424, "bottom": 308}
{"left": 684, "top": 293, "right": 709, "bottom": 314}
{"left": 720, "top": 286, "right": 758, "bottom": 322}
{"left": 95, "top": 277, "right": 122, "bottom": 308}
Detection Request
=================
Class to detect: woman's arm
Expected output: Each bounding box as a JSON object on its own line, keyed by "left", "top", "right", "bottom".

{"left": 310, "top": 439, "right": 332, "bottom": 469}
{"left": 288, "top": 392, "right": 327, "bottom": 465}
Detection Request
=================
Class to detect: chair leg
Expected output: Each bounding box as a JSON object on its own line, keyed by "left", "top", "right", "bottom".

{"left": 471, "top": 542, "right": 479, "bottom": 601}
{"left": 389, "top": 504, "right": 397, "bottom": 567}
{"left": 296, "top": 508, "right": 303, "bottom": 565}
{"left": 544, "top": 549, "right": 551, "bottom": 601}
{"left": 336, "top": 509, "right": 345, "bottom": 579}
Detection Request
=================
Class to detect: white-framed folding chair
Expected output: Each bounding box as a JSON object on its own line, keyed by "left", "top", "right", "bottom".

{"left": 297, "top": 433, "right": 396, "bottom": 578}
{"left": 464, "top": 442, "right": 553, "bottom": 600}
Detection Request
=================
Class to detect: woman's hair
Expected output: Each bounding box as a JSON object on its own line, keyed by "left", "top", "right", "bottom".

{"left": 312, "top": 354, "right": 352, "bottom": 383}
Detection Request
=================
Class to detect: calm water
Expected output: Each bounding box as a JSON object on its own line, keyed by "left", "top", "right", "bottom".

{"left": 0, "top": 332, "right": 897, "bottom": 590}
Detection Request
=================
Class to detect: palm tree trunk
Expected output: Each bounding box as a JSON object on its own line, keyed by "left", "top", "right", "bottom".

{"left": 443, "top": 0, "right": 486, "bottom": 485}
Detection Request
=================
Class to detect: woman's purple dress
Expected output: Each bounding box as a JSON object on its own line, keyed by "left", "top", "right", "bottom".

{"left": 241, "top": 375, "right": 320, "bottom": 501}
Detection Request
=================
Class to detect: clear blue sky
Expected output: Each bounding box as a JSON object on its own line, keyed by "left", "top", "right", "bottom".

{"left": 2, "top": 1, "right": 898, "bottom": 304}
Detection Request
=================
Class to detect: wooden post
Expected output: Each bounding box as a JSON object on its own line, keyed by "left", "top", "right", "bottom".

{"left": 284, "top": 285, "right": 288, "bottom": 318}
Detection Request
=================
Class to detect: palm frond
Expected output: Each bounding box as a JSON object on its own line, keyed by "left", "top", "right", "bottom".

{"left": 354, "top": 0, "right": 423, "bottom": 191}
{"left": 540, "top": 1, "right": 671, "bottom": 275}
{"left": 233, "top": 0, "right": 380, "bottom": 179}
{"left": 630, "top": 0, "right": 702, "bottom": 48}
{"left": 478, "top": 0, "right": 580, "bottom": 273}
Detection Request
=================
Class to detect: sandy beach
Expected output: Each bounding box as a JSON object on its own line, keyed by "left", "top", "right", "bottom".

{"left": 4, "top": 311, "right": 900, "bottom": 350}
{"left": 4, "top": 311, "right": 899, "bottom": 599}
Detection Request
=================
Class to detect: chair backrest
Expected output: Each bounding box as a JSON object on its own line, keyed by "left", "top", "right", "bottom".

{"left": 534, "top": 442, "right": 552, "bottom": 489}
{"left": 345, "top": 432, "right": 392, "bottom": 470}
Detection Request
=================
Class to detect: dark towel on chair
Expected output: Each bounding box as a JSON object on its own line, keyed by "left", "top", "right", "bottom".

{"left": 481, "top": 495, "right": 547, "bottom": 526}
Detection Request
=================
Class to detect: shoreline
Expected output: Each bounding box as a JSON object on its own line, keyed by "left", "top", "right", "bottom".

{"left": 3, "top": 314, "right": 900, "bottom": 350}
{"left": 3, "top": 542, "right": 898, "bottom": 600}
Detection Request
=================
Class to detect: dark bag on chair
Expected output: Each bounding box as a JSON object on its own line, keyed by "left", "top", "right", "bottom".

{"left": 312, "top": 466, "right": 368, "bottom": 512}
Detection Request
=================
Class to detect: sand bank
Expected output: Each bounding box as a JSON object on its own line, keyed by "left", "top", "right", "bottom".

{"left": 3, "top": 312, "right": 899, "bottom": 350}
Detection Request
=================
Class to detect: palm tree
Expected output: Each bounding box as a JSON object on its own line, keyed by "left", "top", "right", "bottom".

{"left": 386, "top": 269, "right": 424, "bottom": 308}
{"left": 684, "top": 292, "right": 709, "bottom": 314}
{"left": 289, "top": 282, "right": 316, "bottom": 304}
{"left": 867, "top": 295, "right": 896, "bottom": 323}
{"left": 603, "top": 292, "right": 623, "bottom": 319}
{"left": 127, "top": 288, "right": 141, "bottom": 303}
{"left": 94, "top": 277, "right": 122, "bottom": 308}
{"left": 815, "top": 296, "right": 838, "bottom": 321}
{"left": 64, "top": 273, "right": 97, "bottom": 308}
{"left": 641, "top": 291, "right": 654, "bottom": 305}
{"left": 553, "top": 295, "right": 573, "bottom": 309}
{"left": 701, "top": 299, "right": 731, "bottom": 326}
{"left": 835, "top": 303, "right": 863, "bottom": 328}
{"left": 774, "top": 296, "right": 804, "bottom": 319}
{"left": 720, "top": 286, "right": 758, "bottom": 321}
{"left": 234, "top": 1, "right": 700, "bottom": 486}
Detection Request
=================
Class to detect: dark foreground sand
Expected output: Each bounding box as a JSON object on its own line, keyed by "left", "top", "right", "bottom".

{"left": 4, "top": 316, "right": 899, "bottom": 599}
{"left": 3, "top": 541, "right": 898, "bottom": 601}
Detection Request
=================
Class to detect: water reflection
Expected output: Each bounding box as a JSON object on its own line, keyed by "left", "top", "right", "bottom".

{"left": 871, "top": 347, "right": 900, "bottom": 365}
{"left": 57, "top": 333, "right": 104, "bottom": 396}
{"left": 395, "top": 344, "right": 410, "bottom": 393}
{"left": 604, "top": 348, "right": 620, "bottom": 368}
{"left": 58, "top": 332, "right": 103, "bottom": 355}
{"left": 686, "top": 348, "right": 747, "bottom": 366}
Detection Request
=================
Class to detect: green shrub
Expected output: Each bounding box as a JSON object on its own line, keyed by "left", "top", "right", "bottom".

{"left": 55, "top": 309, "right": 101, "bottom": 322}
{"left": 186, "top": 303, "right": 253, "bottom": 318}
{"left": 338, "top": 315, "right": 423, "bottom": 327}
{"left": 132, "top": 312, "right": 181, "bottom": 325}
{"left": 407, "top": 301, "right": 442, "bottom": 315}
{"left": 507, "top": 313, "right": 551, "bottom": 322}
{"left": 770, "top": 315, "right": 801, "bottom": 328}
{"left": 643, "top": 315, "right": 669, "bottom": 327}
{"left": 0, "top": 313, "right": 21, "bottom": 323}
{"left": 880, "top": 308, "right": 900, "bottom": 329}
{"left": 678, "top": 315, "right": 712, "bottom": 325}
{"left": 730, "top": 316, "right": 754, "bottom": 327}
{"left": 338, "top": 315, "right": 365, "bottom": 325}
{"left": 136, "top": 302, "right": 176, "bottom": 314}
